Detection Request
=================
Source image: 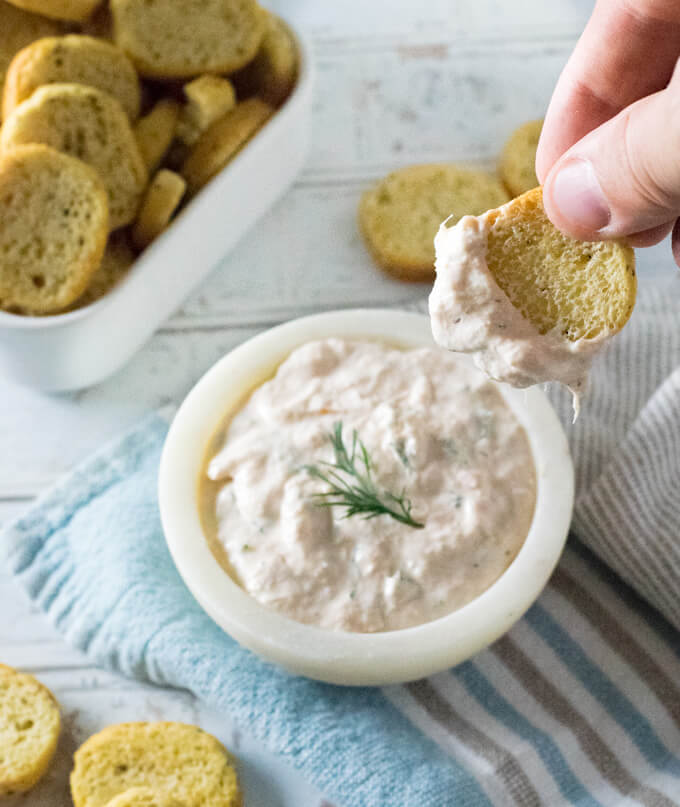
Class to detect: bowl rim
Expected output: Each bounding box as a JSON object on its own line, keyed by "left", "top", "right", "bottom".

{"left": 158, "top": 308, "right": 574, "bottom": 686}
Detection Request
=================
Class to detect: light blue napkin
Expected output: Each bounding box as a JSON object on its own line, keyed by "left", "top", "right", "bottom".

{"left": 0, "top": 413, "right": 488, "bottom": 807}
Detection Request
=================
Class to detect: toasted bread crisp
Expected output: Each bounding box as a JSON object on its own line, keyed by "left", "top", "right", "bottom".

{"left": 0, "top": 144, "right": 108, "bottom": 314}
{"left": 0, "top": 663, "right": 61, "bottom": 795}
{"left": 134, "top": 99, "right": 180, "bottom": 173}
{"left": 4, "top": 0, "right": 101, "bottom": 22}
{"left": 132, "top": 169, "right": 186, "bottom": 249}
{"left": 176, "top": 75, "right": 236, "bottom": 147}
{"left": 110, "top": 0, "right": 265, "bottom": 79}
{"left": 359, "top": 164, "right": 509, "bottom": 281}
{"left": 181, "top": 97, "right": 273, "bottom": 193}
{"left": 3, "top": 34, "right": 141, "bottom": 121}
{"left": 1, "top": 83, "right": 147, "bottom": 229}
{"left": 499, "top": 119, "right": 543, "bottom": 197}
{"left": 485, "top": 187, "right": 636, "bottom": 340}
{"left": 73, "top": 232, "right": 136, "bottom": 307}
{"left": 105, "top": 786, "right": 185, "bottom": 807}
{"left": 70, "top": 722, "right": 241, "bottom": 807}
{"left": 234, "top": 12, "right": 297, "bottom": 105}
{"left": 429, "top": 186, "right": 636, "bottom": 414}
{"left": 0, "top": 1, "right": 61, "bottom": 120}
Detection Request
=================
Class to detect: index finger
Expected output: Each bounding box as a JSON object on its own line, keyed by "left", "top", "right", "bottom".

{"left": 536, "top": 0, "right": 680, "bottom": 183}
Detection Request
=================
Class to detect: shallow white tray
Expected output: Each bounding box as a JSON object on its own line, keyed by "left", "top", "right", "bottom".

{"left": 0, "top": 23, "right": 313, "bottom": 392}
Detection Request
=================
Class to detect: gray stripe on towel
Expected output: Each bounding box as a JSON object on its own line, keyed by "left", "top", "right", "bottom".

{"left": 406, "top": 679, "right": 542, "bottom": 807}
{"left": 551, "top": 567, "right": 680, "bottom": 730}
{"left": 492, "top": 635, "right": 675, "bottom": 807}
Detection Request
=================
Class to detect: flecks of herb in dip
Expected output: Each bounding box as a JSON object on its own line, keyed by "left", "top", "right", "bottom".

{"left": 429, "top": 215, "right": 607, "bottom": 418}
{"left": 202, "top": 338, "right": 536, "bottom": 632}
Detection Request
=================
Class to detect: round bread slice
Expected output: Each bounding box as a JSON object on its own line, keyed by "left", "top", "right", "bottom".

{"left": 484, "top": 187, "right": 636, "bottom": 340}
{"left": 233, "top": 13, "right": 297, "bottom": 105}
{"left": 72, "top": 232, "right": 136, "bottom": 308}
{"left": 110, "top": 0, "right": 266, "bottom": 79}
{"left": 3, "top": 35, "right": 142, "bottom": 121}
{"left": 134, "top": 99, "right": 180, "bottom": 173}
{"left": 0, "top": 663, "right": 61, "bottom": 795}
{"left": 0, "top": 144, "right": 108, "bottom": 314}
{"left": 0, "top": 1, "right": 61, "bottom": 121}
{"left": 4, "top": 0, "right": 102, "bottom": 22}
{"left": 1, "top": 83, "right": 148, "bottom": 230}
{"left": 181, "top": 97, "right": 273, "bottom": 193}
{"left": 499, "top": 119, "right": 543, "bottom": 197}
{"left": 359, "top": 164, "right": 510, "bottom": 281}
{"left": 105, "top": 786, "right": 185, "bottom": 807}
{"left": 70, "top": 722, "right": 241, "bottom": 807}
{"left": 132, "top": 169, "right": 186, "bottom": 249}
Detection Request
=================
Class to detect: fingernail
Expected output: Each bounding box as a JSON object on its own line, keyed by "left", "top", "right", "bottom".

{"left": 550, "top": 159, "right": 611, "bottom": 232}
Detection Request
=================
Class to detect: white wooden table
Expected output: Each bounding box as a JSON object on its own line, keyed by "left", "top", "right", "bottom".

{"left": 1, "top": 2, "right": 676, "bottom": 804}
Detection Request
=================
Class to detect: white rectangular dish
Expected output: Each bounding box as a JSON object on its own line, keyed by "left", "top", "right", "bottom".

{"left": 0, "top": 23, "right": 313, "bottom": 392}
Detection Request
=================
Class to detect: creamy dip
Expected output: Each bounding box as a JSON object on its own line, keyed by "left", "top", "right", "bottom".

{"left": 429, "top": 214, "right": 607, "bottom": 416}
{"left": 202, "top": 338, "right": 536, "bottom": 632}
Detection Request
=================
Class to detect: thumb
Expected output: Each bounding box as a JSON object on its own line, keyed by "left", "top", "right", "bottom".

{"left": 542, "top": 77, "right": 680, "bottom": 242}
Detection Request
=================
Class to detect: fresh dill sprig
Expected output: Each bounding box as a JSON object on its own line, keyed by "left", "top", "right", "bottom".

{"left": 304, "top": 422, "right": 424, "bottom": 529}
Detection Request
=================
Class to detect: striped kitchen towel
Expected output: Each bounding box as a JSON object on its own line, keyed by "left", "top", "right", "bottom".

{"left": 397, "top": 283, "right": 680, "bottom": 806}
{"left": 548, "top": 289, "right": 680, "bottom": 634}
{"left": 411, "top": 283, "right": 680, "bottom": 634}
{"left": 2, "top": 284, "right": 680, "bottom": 806}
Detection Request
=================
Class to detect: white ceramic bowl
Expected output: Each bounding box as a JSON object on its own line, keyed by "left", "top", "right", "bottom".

{"left": 0, "top": 21, "right": 312, "bottom": 392}
{"left": 159, "top": 309, "right": 574, "bottom": 686}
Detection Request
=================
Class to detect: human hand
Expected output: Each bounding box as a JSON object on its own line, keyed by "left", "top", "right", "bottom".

{"left": 536, "top": 0, "right": 680, "bottom": 264}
